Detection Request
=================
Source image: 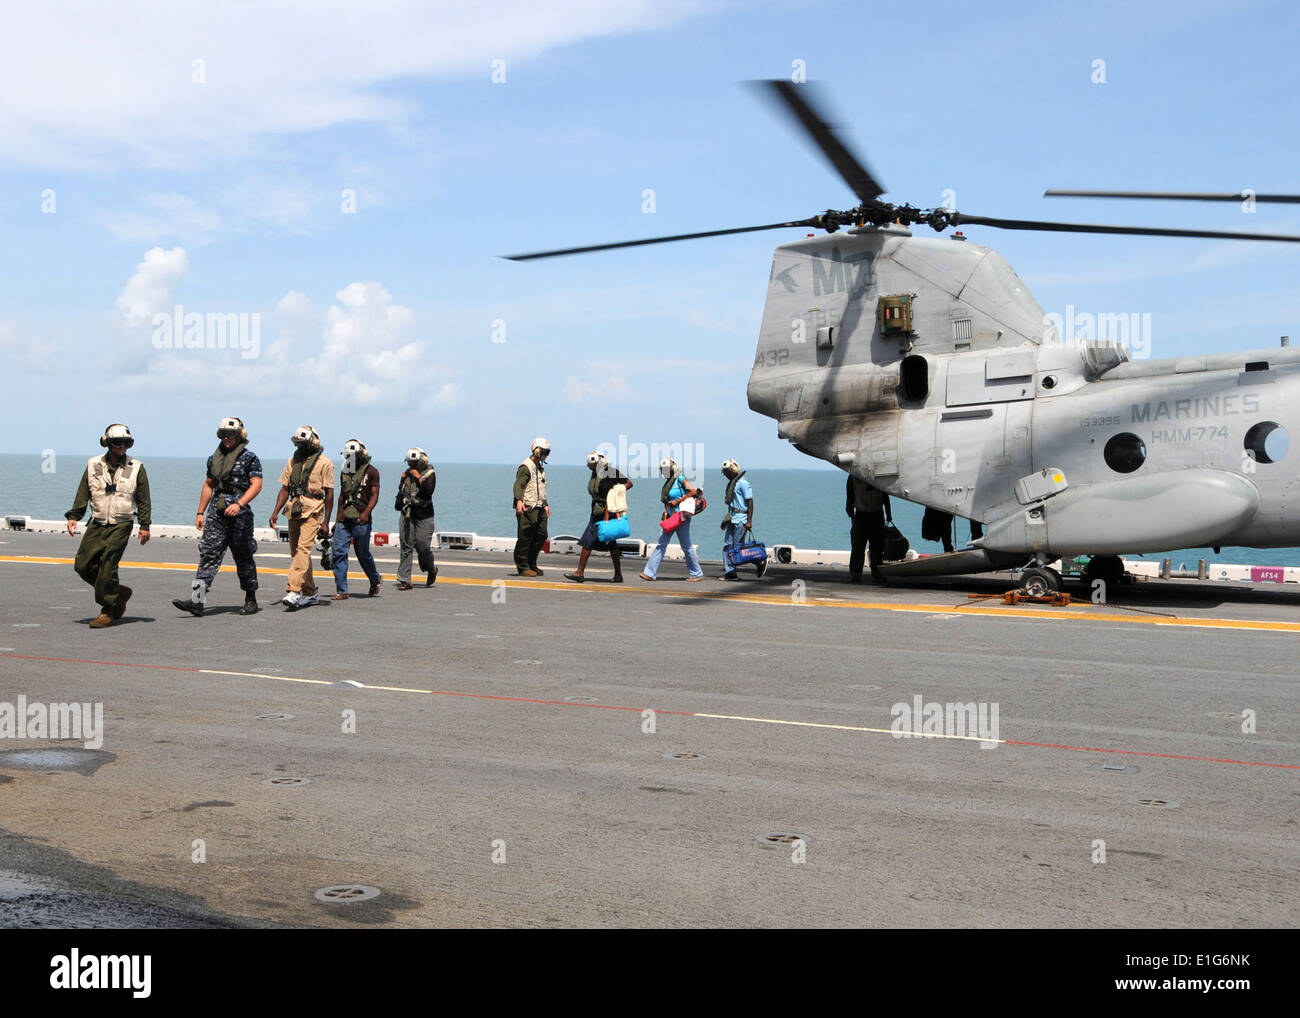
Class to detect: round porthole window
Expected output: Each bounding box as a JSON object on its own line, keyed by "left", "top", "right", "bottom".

{"left": 1244, "top": 421, "right": 1290, "bottom": 465}
{"left": 1104, "top": 432, "right": 1147, "bottom": 473}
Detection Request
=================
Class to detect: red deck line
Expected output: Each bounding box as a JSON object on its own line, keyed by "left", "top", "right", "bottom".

{"left": 1004, "top": 739, "right": 1298, "bottom": 769}
{"left": 4, "top": 652, "right": 1292, "bottom": 769}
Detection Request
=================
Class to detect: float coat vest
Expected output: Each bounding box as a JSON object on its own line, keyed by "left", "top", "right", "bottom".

{"left": 87, "top": 456, "right": 140, "bottom": 524}
{"left": 519, "top": 457, "right": 547, "bottom": 507}
{"left": 340, "top": 459, "right": 372, "bottom": 520}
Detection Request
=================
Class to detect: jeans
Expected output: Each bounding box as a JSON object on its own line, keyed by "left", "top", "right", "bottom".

{"left": 333, "top": 518, "right": 381, "bottom": 593}
{"left": 722, "top": 520, "right": 749, "bottom": 573}
{"left": 643, "top": 516, "right": 703, "bottom": 579}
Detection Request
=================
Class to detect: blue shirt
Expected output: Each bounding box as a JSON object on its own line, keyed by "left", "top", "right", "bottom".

{"left": 727, "top": 477, "right": 752, "bottom": 525}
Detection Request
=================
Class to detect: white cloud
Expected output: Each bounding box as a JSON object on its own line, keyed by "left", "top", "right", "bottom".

{"left": 115, "top": 246, "right": 188, "bottom": 328}
{"left": 99, "top": 194, "right": 222, "bottom": 246}
{"left": 1, "top": 1, "right": 718, "bottom": 170}
{"left": 563, "top": 373, "right": 632, "bottom": 404}
{"left": 277, "top": 290, "right": 314, "bottom": 317}
{"left": 117, "top": 277, "right": 459, "bottom": 413}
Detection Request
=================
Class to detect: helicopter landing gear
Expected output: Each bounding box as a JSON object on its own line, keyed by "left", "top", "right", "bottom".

{"left": 1018, "top": 565, "right": 1062, "bottom": 596}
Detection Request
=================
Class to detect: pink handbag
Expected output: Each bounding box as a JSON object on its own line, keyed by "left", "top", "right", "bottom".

{"left": 659, "top": 511, "right": 684, "bottom": 533}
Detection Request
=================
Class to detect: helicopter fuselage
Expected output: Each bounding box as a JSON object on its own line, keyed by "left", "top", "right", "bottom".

{"left": 748, "top": 227, "right": 1296, "bottom": 560}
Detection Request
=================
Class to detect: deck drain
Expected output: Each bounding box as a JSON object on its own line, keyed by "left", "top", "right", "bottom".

{"left": 848, "top": 683, "right": 881, "bottom": 692}
{"left": 564, "top": 695, "right": 599, "bottom": 703}
{"left": 314, "top": 884, "right": 380, "bottom": 904}
{"left": 0, "top": 748, "right": 116, "bottom": 775}
{"left": 513, "top": 659, "right": 543, "bottom": 665}
{"left": 256, "top": 712, "right": 296, "bottom": 721}
{"left": 757, "top": 832, "right": 809, "bottom": 847}
{"left": 1090, "top": 763, "right": 1139, "bottom": 775}
{"left": 261, "top": 776, "right": 310, "bottom": 787}
{"left": 665, "top": 752, "right": 704, "bottom": 760}
{"left": 1208, "top": 712, "right": 1242, "bottom": 719}
{"left": 1131, "top": 797, "right": 1179, "bottom": 809}
{"left": 12, "top": 623, "right": 40, "bottom": 628}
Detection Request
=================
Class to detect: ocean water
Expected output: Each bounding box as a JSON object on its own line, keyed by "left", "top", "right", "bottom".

{"left": 3, "top": 453, "right": 1296, "bottom": 569}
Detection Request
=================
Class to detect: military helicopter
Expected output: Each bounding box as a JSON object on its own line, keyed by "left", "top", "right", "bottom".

{"left": 507, "top": 82, "right": 1300, "bottom": 594}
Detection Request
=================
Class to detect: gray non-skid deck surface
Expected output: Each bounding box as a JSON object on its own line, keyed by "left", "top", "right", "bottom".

{"left": 0, "top": 533, "right": 1295, "bottom": 927}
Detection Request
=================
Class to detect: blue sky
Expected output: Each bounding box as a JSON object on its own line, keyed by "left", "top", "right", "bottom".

{"left": 4, "top": 0, "right": 1300, "bottom": 468}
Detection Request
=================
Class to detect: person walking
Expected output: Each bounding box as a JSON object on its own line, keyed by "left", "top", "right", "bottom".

{"left": 172, "top": 417, "right": 262, "bottom": 617}
{"left": 513, "top": 437, "right": 550, "bottom": 577}
{"left": 331, "top": 438, "right": 383, "bottom": 599}
{"left": 566, "top": 452, "right": 633, "bottom": 583}
{"left": 720, "top": 458, "right": 763, "bottom": 580}
{"left": 394, "top": 447, "right": 437, "bottom": 590}
{"left": 639, "top": 458, "right": 704, "bottom": 582}
{"left": 65, "top": 423, "right": 152, "bottom": 628}
{"left": 268, "top": 426, "right": 333, "bottom": 610}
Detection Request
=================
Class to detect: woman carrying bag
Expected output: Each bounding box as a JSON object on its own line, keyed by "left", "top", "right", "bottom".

{"left": 639, "top": 459, "right": 704, "bottom": 582}
{"left": 566, "top": 452, "right": 633, "bottom": 583}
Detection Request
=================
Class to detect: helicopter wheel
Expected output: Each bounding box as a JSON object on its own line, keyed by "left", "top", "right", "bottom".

{"left": 1018, "top": 565, "right": 1062, "bottom": 596}
{"left": 1083, "top": 555, "right": 1124, "bottom": 588}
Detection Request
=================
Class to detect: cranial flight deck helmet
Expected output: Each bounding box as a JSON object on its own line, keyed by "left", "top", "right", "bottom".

{"left": 100, "top": 423, "right": 134, "bottom": 449}
{"left": 659, "top": 458, "right": 679, "bottom": 478}
{"left": 217, "top": 417, "right": 247, "bottom": 440}
{"left": 405, "top": 447, "right": 429, "bottom": 467}
{"left": 531, "top": 436, "right": 551, "bottom": 459}
{"left": 341, "top": 438, "right": 369, "bottom": 473}
{"left": 291, "top": 425, "right": 321, "bottom": 451}
{"left": 721, "top": 458, "right": 741, "bottom": 478}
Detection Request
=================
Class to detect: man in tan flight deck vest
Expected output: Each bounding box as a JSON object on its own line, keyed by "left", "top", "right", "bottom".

{"left": 268, "top": 426, "right": 334, "bottom": 611}
{"left": 513, "top": 437, "right": 551, "bottom": 576}
{"left": 64, "top": 423, "right": 152, "bottom": 628}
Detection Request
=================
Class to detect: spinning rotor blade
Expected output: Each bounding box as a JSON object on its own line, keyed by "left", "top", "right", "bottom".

{"left": 952, "top": 212, "right": 1300, "bottom": 243}
{"left": 757, "top": 80, "right": 887, "bottom": 204}
{"left": 1046, "top": 188, "right": 1300, "bottom": 204}
{"left": 502, "top": 218, "right": 819, "bottom": 260}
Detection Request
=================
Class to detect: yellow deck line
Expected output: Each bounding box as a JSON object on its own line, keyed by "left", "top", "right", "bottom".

{"left": 5, "top": 553, "right": 1299, "bottom": 633}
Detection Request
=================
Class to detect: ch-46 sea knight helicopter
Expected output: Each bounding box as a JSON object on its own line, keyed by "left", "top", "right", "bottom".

{"left": 507, "top": 81, "right": 1300, "bottom": 594}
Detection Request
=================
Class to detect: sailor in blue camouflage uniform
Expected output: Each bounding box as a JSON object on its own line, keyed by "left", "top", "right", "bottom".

{"left": 173, "top": 417, "right": 264, "bottom": 617}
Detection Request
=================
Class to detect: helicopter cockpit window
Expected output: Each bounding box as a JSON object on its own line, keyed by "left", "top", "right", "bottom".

{"left": 899, "top": 355, "right": 929, "bottom": 402}
{"left": 1244, "top": 421, "right": 1290, "bottom": 465}
{"left": 1104, "top": 433, "right": 1147, "bottom": 473}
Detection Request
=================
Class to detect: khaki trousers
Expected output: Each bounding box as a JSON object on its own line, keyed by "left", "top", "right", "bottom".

{"left": 287, "top": 513, "right": 322, "bottom": 595}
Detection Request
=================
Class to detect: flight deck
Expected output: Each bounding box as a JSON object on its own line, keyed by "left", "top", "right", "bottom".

{"left": 1, "top": 532, "right": 1296, "bottom": 928}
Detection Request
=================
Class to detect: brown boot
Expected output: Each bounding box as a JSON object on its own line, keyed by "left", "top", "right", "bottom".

{"left": 112, "top": 586, "right": 132, "bottom": 620}
{"left": 89, "top": 611, "right": 115, "bottom": 629}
